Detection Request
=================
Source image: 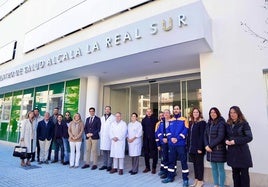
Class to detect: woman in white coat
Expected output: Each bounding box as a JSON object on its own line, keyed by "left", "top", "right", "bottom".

{"left": 20, "top": 110, "right": 35, "bottom": 167}
{"left": 127, "top": 112, "right": 142, "bottom": 175}
{"left": 109, "top": 112, "right": 127, "bottom": 175}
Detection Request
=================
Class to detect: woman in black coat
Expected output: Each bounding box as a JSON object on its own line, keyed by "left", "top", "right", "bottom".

{"left": 204, "top": 107, "right": 226, "bottom": 187}
{"left": 225, "top": 106, "right": 253, "bottom": 187}
{"left": 188, "top": 107, "right": 206, "bottom": 187}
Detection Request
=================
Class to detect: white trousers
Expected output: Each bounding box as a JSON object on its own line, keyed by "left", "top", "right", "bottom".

{"left": 113, "top": 158, "right": 124, "bottom": 169}
{"left": 69, "top": 141, "right": 82, "bottom": 167}
{"left": 39, "top": 139, "right": 51, "bottom": 162}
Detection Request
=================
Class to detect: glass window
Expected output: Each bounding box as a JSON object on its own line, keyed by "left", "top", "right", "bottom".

{"left": 34, "top": 86, "right": 48, "bottom": 116}
{"left": 64, "top": 79, "right": 80, "bottom": 116}
{"left": 3, "top": 93, "right": 12, "bottom": 121}
{"left": 0, "top": 96, "right": 3, "bottom": 121}
{"left": 9, "top": 91, "right": 22, "bottom": 142}
{"left": 107, "top": 78, "right": 201, "bottom": 122}
{"left": 21, "top": 88, "right": 34, "bottom": 120}
{"left": 49, "top": 82, "right": 64, "bottom": 95}
{"left": 182, "top": 79, "right": 202, "bottom": 117}
{"left": 110, "top": 88, "right": 129, "bottom": 122}
{"left": 131, "top": 85, "right": 149, "bottom": 121}
{"left": 48, "top": 96, "right": 63, "bottom": 114}
{"left": 159, "top": 81, "right": 180, "bottom": 114}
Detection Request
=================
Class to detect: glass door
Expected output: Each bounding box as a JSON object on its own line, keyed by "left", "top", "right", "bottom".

{"left": 130, "top": 85, "right": 149, "bottom": 122}
{"left": 159, "top": 81, "right": 181, "bottom": 114}
{"left": 110, "top": 88, "right": 129, "bottom": 122}
{"left": 48, "top": 94, "right": 63, "bottom": 115}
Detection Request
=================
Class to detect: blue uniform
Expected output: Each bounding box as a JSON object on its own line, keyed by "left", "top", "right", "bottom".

{"left": 155, "top": 118, "right": 170, "bottom": 176}
{"left": 166, "top": 115, "right": 189, "bottom": 182}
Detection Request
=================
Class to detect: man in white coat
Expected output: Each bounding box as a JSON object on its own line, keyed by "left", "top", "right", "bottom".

{"left": 127, "top": 112, "right": 142, "bottom": 175}
{"left": 109, "top": 112, "right": 127, "bottom": 175}
{"left": 99, "top": 106, "right": 115, "bottom": 171}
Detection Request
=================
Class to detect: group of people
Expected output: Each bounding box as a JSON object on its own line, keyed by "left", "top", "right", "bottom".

{"left": 154, "top": 105, "right": 253, "bottom": 187}
{"left": 19, "top": 105, "right": 253, "bottom": 187}
{"left": 19, "top": 107, "right": 73, "bottom": 166}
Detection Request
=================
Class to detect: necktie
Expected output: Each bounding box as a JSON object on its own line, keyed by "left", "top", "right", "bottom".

{"left": 90, "top": 117, "right": 93, "bottom": 124}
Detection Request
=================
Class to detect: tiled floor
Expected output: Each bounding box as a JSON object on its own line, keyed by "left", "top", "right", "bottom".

{"left": 1, "top": 141, "right": 217, "bottom": 187}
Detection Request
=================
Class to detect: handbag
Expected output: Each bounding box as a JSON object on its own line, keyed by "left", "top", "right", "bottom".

{"left": 13, "top": 145, "right": 27, "bottom": 158}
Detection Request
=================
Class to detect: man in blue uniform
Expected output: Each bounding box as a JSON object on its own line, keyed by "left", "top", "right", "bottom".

{"left": 155, "top": 109, "right": 172, "bottom": 179}
{"left": 162, "top": 105, "right": 189, "bottom": 187}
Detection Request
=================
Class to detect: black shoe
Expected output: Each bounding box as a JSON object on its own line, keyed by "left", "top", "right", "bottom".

{"left": 30, "top": 159, "right": 35, "bottom": 162}
{"left": 38, "top": 161, "right": 43, "bottom": 165}
{"left": 63, "top": 161, "right": 69, "bottom": 165}
{"left": 99, "top": 166, "right": 108, "bottom": 170}
{"left": 143, "top": 168, "right": 151, "bottom": 173}
{"left": 81, "top": 164, "right": 90, "bottom": 169}
{"left": 91, "top": 165, "right": 97, "bottom": 170}
{"left": 129, "top": 170, "right": 133, "bottom": 173}
{"left": 51, "top": 160, "right": 58, "bottom": 163}
{"left": 45, "top": 160, "right": 49, "bottom": 164}
{"left": 160, "top": 174, "right": 167, "bottom": 179}
{"left": 131, "top": 171, "right": 137, "bottom": 175}
{"left": 107, "top": 166, "right": 112, "bottom": 171}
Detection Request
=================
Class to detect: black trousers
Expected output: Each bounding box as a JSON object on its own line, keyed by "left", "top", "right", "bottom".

{"left": 54, "top": 138, "right": 64, "bottom": 161}
{"left": 143, "top": 138, "right": 158, "bottom": 169}
{"left": 36, "top": 138, "right": 40, "bottom": 161}
{"left": 189, "top": 153, "right": 204, "bottom": 181}
{"left": 232, "top": 167, "right": 250, "bottom": 187}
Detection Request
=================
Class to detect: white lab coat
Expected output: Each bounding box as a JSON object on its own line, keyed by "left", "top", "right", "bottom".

{"left": 110, "top": 120, "right": 127, "bottom": 158}
{"left": 127, "top": 121, "right": 142, "bottom": 157}
{"left": 20, "top": 119, "right": 34, "bottom": 153}
{"left": 100, "top": 114, "right": 115, "bottom": 150}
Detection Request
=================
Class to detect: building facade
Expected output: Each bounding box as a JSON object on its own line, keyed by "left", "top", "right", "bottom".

{"left": 0, "top": 0, "right": 268, "bottom": 184}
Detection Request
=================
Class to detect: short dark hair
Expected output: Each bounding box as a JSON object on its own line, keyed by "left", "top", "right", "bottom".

{"left": 33, "top": 107, "right": 39, "bottom": 111}
{"left": 131, "top": 112, "right": 138, "bottom": 118}
{"left": 57, "top": 114, "right": 63, "bottom": 118}
{"left": 54, "top": 107, "right": 59, "bottom": 110}
{"left": 89, "top": 107, "right": 95, "bottom": 112}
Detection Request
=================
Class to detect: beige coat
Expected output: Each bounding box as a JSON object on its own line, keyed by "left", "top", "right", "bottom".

{"left": 20, "top": 119, "right": 34, "bottom": 153}
{"left": 68, "top": 120, "right": 84, "bottom": 142}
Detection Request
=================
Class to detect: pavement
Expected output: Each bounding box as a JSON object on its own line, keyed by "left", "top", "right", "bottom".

{"left": 0, "top": 141, "right": 216, "bottom": 187}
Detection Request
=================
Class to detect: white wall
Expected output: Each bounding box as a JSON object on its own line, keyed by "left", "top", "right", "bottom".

{"left": 0, "top": 0, "right": 197, "bottom": 69}
{"left": 201, "top": 0, "right": 268, "bottom": 174}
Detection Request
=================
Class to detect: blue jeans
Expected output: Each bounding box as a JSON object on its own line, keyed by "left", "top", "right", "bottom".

{"left": 62, "top": 138, "right": 70, "bottom": 162}
{"left": 211, "top": 162, "right": 226, "bottom": 187}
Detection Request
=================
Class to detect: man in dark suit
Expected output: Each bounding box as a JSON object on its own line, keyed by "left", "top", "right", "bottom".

{"left": 47, "top": 107, "right": 59, "bottom": 160}
{"left": 142, "top": 108, "right": 158, "bottom": 174}
{"left": 37, "top": 112, "right": 54, "bottom": 164}
{"left": 82, "top": 107, "right": 101, "bottom": 170}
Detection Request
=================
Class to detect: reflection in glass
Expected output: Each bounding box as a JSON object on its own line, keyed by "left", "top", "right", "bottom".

{"left": 49, "top": 96, "right": 63, "bottom": 114}
{"left": 0, "top": 98, "right": 3, "bottom": 121}
{"left": 110, "top": 88, "right": 129, "bottom": 122}
{"left": 131, "top": 85, "right": 149, "bottom": 122}
{"left": 2, "top": 102, "right": 11, "bottom": 121}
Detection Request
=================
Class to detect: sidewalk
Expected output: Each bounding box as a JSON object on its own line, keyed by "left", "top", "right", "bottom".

{"left": 0, "top": 141, "right": 216, "bottom": 187}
